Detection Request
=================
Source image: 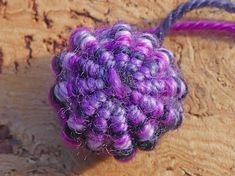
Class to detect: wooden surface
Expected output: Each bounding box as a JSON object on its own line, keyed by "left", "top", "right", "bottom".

{"left": 0, "top": 0, "right": 235, "bottom": 175}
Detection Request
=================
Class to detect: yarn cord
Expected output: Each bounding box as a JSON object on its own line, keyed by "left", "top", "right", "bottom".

{"left": 156, "top": 0, "right": 235, "bottom": 44}
{"left": 172, "top": 20, "right": 235, "bottom": 33}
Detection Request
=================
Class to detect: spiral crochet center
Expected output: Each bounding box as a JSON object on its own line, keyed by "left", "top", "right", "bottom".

{"left": 49, "top": 22, "right": 187, "bottom": 160}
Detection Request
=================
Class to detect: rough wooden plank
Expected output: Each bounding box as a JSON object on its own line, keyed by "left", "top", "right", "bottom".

{"left": 0, "top": 0, "right": 235, "bottom": 175}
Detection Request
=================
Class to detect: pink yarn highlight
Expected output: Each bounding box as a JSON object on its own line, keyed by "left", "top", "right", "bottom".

{"left": 61, "top": 130, "right": 82, "bottom": 149}
{"left": 171, "top": 20, "right": 235, "bottom": 33}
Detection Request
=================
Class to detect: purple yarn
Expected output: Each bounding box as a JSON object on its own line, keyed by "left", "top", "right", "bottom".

{"left": 49, "top": 22, "right": 187, "bottom": 161}
{"left": 47, "top": 0, "right": 235, "bottom": 161}
{"left": 156, "top": 0, "right": 235, "bottom": 43}
{"left": 172, "top": 20, "right": 235, "bottom": 34}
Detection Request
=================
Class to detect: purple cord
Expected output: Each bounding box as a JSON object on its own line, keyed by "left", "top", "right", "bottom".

{"left": 146, "top": 20, "right": 235, "bottom": 35}
{"left": 172, "top": 20, "right": 235, "bottom": 33}
{"left": 156, "top": 0, "right": 235, "bottom": 43}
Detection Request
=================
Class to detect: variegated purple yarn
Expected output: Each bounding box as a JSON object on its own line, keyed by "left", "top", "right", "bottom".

{"left": 48, "top": 0, "right": 235, "bottom": 161}
{"left": 49, "top": 22, "right": 187, "bottom": 161}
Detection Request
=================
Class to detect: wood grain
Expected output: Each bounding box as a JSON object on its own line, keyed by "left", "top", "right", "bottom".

{"left": 0, "top": 0, "right": 235, "bottom": 175}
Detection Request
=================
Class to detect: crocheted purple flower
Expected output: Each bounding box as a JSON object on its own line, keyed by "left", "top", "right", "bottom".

{"left": 49, "top": 22, "right": 187, "bottom": 161}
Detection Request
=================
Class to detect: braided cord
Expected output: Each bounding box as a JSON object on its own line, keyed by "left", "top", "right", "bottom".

{"left": 156, "top": 0, "right": 235, "bottom": 44}
{"left": 172, "top": 20, "right": 235, "bottom": 33}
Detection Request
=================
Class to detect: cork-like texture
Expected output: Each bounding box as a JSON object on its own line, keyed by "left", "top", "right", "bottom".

{"left": 0, "top": 0, "right": 235, "bottom": 175}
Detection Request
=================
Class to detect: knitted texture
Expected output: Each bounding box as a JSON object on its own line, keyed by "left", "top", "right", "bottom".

{"left": 49, "top": 22, "right": 188, "bottom": 161}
